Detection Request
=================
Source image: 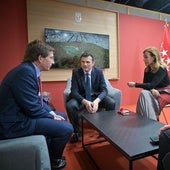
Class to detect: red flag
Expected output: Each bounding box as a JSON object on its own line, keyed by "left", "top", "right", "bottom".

{"left": 160, "top": 23, "right": 170, "bottom": 75}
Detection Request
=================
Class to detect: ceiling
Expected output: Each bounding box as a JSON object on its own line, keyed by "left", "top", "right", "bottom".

{"left": 105, "top": 0, "right": 170, "bottom": 15}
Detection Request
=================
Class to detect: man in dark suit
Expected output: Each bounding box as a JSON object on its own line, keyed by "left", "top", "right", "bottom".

{"left": 66, "top": 52, "right": 115, "bottom": 143}
{"left": 0, "top": 40, "right": 73, "bottom": 170}
{"left": 157, "top": 124, "right": 170, "bottom": 170}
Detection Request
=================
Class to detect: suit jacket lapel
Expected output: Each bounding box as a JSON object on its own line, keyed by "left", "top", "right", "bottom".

{"left": 91, "top": 68, "right": 96, "bottom": 88}
{"left": 79, "top": 68, "right": 86, "bottom": 89}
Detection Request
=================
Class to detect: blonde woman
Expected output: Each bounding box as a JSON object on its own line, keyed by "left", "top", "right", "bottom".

{"left": 127, "top": 47, "right": 170, "bottom": 120}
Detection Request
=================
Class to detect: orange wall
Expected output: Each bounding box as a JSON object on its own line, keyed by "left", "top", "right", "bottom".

{"left": 0, "top": 1, "right": 169, "bottom": 112}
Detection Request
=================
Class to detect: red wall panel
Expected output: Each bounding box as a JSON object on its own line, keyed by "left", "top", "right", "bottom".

{"left": 116, "top": 13, "right": 167, "bottom": 107}
{"left": 0, "top": 0, "right": 28, "bottom": 79}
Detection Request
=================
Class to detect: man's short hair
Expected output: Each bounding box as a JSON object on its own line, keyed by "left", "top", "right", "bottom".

{"left": 23, "top": 40, "right": 55, "bottom": 62}
{"left": 80, "top": 52, "right": 94, "bottom": 61}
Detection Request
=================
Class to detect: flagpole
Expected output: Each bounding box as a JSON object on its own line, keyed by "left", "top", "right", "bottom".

{"left": 164, "top": 18, "right": 169, "bottom": 27}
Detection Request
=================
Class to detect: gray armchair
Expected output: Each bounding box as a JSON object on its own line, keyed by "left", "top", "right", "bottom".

{"left": 63, "top": 77, "right": 122, "bottom": 111}
{"left": 0, "top": 135, "right": 51, "bottom": 170}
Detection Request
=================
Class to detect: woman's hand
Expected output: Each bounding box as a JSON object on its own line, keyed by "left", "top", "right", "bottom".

{"left": 150, "top": 89, "right": 160, "bottom": 97}
{"left": 127, "top": 81, "right": 136, "bottom": 87}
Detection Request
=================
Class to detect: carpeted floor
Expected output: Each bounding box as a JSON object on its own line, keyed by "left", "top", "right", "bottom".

{"left": 63, "top": 105, "right": 170, "bottom": 170}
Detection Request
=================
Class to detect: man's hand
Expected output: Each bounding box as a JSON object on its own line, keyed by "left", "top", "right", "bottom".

{"left": 82, "top": 99, "right": 94, "bottom": 113}
{"left": 91, "top": 98, "right": 100, "bottom": 113}
{"left": 82, "top": 98, "right": 100, "bottom": 113}
{"left": 54, "top": 115, "right": 65, "bottom": 121}
{"left": 159, "top": 124, "right": 170, "bottom": 135}
{"left": 85, "top": 100, "right": 94, "bottom": 113}
{"left": 50, "top": 111, "right": 65, "bottom": 121}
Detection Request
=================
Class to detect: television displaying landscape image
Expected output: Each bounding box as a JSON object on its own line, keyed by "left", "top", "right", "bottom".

{"left": 44, "top": 28, "right": 110, "bottom": 69}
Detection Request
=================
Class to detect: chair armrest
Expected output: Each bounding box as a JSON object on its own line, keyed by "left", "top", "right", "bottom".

{"left": 105, "top": 78, "right": 122, "bottom": 111}
{"left": 107, "top": 86, "right": 122, "bottom": 111}
{"left": 0, "top": 135, "right": 51, "bottom": 170}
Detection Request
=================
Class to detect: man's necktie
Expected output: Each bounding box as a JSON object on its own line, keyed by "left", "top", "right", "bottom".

{"left": 85, "top": 73, "right": 91, "bottom": 101}
{"left": 38, "top": 76, "right": 43, "bottom": 106}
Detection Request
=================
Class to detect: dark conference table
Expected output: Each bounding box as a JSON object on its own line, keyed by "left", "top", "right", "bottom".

{"left": 81, "top": 110, "right": 164, "bottom": 170}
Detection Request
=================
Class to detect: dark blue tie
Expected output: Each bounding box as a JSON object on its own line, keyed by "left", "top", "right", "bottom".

{"left": 85, "top": 73, "right": 91, "bottom": 101}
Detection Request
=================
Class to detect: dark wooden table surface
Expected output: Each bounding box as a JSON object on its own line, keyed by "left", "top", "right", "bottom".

{"left": 81, "top": 110, "right": 164, "bottom": 170}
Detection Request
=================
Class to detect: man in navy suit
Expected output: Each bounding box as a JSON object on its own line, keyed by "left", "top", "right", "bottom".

{"left": 66, "top": 52, "right": 115, "bottom": 143}
{"left": 0, "top": 40, "right": 73, "bottom": 170}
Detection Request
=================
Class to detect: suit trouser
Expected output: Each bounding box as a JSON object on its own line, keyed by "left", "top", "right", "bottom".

{"left": 34, "top": 111, "right": 73, "bottom": 160}
{"left": 66, "top": 96, "right": 115, "bottom": 133}
{"left": 158, "top": 129, "right": 170, "bottom": 170}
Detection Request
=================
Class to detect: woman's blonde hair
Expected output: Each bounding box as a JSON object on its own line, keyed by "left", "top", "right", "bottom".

{"left": 143, "top": 47, "right": 167, "bottom": 73}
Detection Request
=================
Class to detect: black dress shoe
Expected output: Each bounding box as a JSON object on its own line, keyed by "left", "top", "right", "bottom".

{"left": 70, "top": 133, "right": 79, "bottom": 143}
{"left": 51, "top": 156, "right": 65, "bottom": 164}
{"left": 51, "top": 158, "right": 66, "bottom": 170}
